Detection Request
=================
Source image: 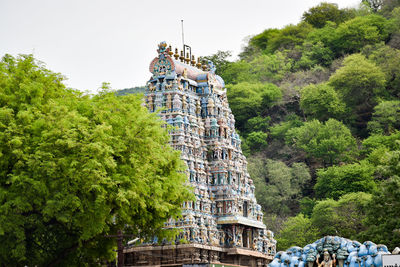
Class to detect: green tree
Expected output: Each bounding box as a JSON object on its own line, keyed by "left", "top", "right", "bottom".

{"left": 380, "top": 0, "right": 400, "bottom": 16}
{"left": 361, "top": 131, "right": 400, "bottom": 164}
{"left": 368, "top": 100, "right": 400, "bottom": 134}
{"left": 276, "top": 214, "right": 320, "bottom": 251}
{"left": 201, "top": 50, "right": 232, "bottom": 78}
{"left": 226, "top": 82, "right": 281, "bottom": 132}
{"left": 269, "top": 115, "right": 304, "bottom": 141}
{"left": 245, "top": 131, "right": 268, "bottom": 152}
{"left": 306, "top": 21, "right": 338, "bottom": 51}
{"left": 363, "top": 43, "right": 400, "bottom": 97}
{"left": 244, "top": 23, "right": 313, "bottom": 55}
{"left": 249, "top": 52, "right": 292, "bottom": 83}
{"left": 314, "top": 161, "right": 377, "bottom": 199}
{"left": 248, "top": 155, "right": 270, "bottom": 213}
{"left": 286, "top": 119, "right": 358, "bottom": 166}
{"left": 333, "top": 14, "right": 390, "bottom": 54}
{"left": 222, "top": 60, "right": 252, "bottom": 84}
{"left": 311, "top": 192, "right": 371, "bottom": 238}
{"left": 302, "top": 2, "right": 354, "bottom": 28}
{"left": 245, "top": 116, "right": 270, "bottom": 133}
{"left": 0, "top": 55, "right": 193, "bottom": 265}
{"left": 297, "top": 41, "right": 334, "bottom": 68}
{"left": 375, "top": 149, "right": 400, "bottom": 180}
{"left": 310, "top": 198, "right": 338, "bottom": 236}
{"left": 268, "top": 22, "right": 314, "bottom": 53}
{"left": 247, "top": 157, "right": 311, "bottom": 215}
{"left": 300, "top": 197, "right": 317, "bottom": 218}
{"left": 249, "top": 28, "right": 281, "bottom": 51}
{"left": 300, "top": 83, "right": 345, "bottom": 121}
{"left": 363, "top": 0, "right": 383, "bottom": 11}
{"left": 329, "top": 53, "right": 386, "bottom": 134}
{"left": 362, "top": 176, "right": 400, "bottom": 251}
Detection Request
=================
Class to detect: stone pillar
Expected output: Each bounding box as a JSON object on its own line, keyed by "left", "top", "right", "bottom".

{"left": 247, "top": 229, "right": 251, "bottom": 248}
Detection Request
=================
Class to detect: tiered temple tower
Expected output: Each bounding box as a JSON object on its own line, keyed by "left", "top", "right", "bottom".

{"left": 124, "top": 42, "right": 276, "bottom": 267}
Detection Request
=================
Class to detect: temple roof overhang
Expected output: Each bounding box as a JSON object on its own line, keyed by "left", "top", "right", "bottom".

{"left": 217, "top": 216, "right": 266, "bottom": 229}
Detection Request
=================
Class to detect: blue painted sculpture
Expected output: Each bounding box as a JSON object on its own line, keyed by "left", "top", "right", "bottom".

{"left": 269, "top": 236, "right": 391, "bottom": 267}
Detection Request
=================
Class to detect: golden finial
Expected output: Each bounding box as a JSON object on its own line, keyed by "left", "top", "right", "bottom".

{"left": 185, "top": 53, "right": 190, "bottom": 64}
{"left": 179, "top": 50, "right": 184, "bottom": 62}
{"left": 168, "top": 45, "right": 173, "bottom": 56}
{"left": 174, "top": 48, "right": 179, "bottom": 60}
{"left": 191, "top": 55, "right": 196, "bottom": 66}
{"left": 196, "top": 57, "right": 202, "bottom": 68}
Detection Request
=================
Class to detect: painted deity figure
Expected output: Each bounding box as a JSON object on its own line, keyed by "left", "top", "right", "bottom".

{"left": 166, "top": 94, "right": 172, "bottom": 110}
{"left": 200, "top": 228, "right": 207, "bottom": 244}
{"left": 196, "top": 100, "right": 201, "bottom": 116}
{"left": 149, "top": 83, "right": 156, "bottom": 91}
{"left": 177, "top": 77, "right": 183, "bottom": 91}
{"left": 161, "top": 80, "right": 166, "bottom": 91}
{"left": 211, "top": 230, "right": 219, "bottom": 246}
{"left": 227, "top": 201, "right": 232, "bottom": 213}
{"left": 182, "top": 95, "right": 187, "bottom": 110}
{"left": 219, "top": 230, "right": 225, "bottom": 246}
{"left": 166, "top": 80, "right": 173, "bottom": 90}
{"left": 317, "top": 250, "right": 336, "bottom": 267}
{"left": 207, "top": 98, "right": 214, "bottom": 116}
{"left": 217, "top": 202, "right": 223, "bottom": 214}
{"left": 173, "top": 94, "right": 182, "bottom": 110}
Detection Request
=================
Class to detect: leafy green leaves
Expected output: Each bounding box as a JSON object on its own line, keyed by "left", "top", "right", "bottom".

{"left": 362, "top": 176, "right": 400, "bottom": 250}
{"left": 300, "top": 83, "right": 345, "bottom": 121}
{"left": 248, "top": 157, "right": 311, "bottom": 216}
{"left": 276, "top": 214, "right": 319, "bottom": 251}
{"left": 287, "top": 119, "right": 357, "bottom": 166}
{"left": 0, "top": 54, "right": 193, "bottom": 265}
{"left": 227, "top": 82, "right": 281, "bottom": 132}
{"left": 315, "top": 161, "right": 377, "bottom": 199}
{"left": 368, "top": 100, "right": 400, "bottom": 134}
{"left": 302, "top": 2, "right": 355, "bottom": 28}
{"left": 329, "top": 53, "right": 387, "bottom": 135}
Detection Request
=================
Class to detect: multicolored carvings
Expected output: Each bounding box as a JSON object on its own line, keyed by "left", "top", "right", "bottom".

{"left": 145, "top": 42, "right": 276, "bottom": 255}
{"left": 269, "top": 236, "right": 392, "bottom": 267}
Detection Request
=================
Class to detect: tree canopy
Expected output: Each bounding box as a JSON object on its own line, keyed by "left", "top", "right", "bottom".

{"left": 302, "top": 2, "right": 355, "bottom": 28}
{"left": 300, "top": 83, "right": 345, "bottom": 121}
{"left": 226, "top": 82, "right": 281, "bottom": 132}
{"left": 314, "top": 161, "right": 377, "bottom": 199}
{"left": 311, "top": 192, "right": 372, "bottom": 238}
{"left": 329, "top": 53, "right": 386, "bottom": 134}
{"left": 286, "top": 119, "right": 357, "bottom": 166}
{"left": 0, "top": 54, "right": 193, "bottom": 265}
{"left": 276, "top": 214, "right": 320, "bottom": 251}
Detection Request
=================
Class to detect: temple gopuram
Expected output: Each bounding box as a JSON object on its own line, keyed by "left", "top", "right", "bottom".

{"left": 123, "top": 42, "right": 276, "bottom": 267}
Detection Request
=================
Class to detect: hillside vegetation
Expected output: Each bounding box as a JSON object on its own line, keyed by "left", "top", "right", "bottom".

{"left": 204, "top": 0, "right": 400, "bottom": 251}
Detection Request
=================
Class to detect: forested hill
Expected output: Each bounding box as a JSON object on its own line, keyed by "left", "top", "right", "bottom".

{"left": 203, "top": 0, "right": 400, "bottom": 251}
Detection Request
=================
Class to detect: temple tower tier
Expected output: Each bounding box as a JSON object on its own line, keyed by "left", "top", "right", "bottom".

{"left": 124, "top": 42, "right": 276, "bottom": 267}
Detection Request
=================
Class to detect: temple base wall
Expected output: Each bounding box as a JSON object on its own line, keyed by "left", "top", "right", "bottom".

{"left": 124, "top": 244, "right": 273, "bottom": 267}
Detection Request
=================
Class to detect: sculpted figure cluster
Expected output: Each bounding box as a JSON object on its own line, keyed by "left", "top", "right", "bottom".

{"left": 145, "top": 42, "right": 276, "bottom": 255}
{"left": 269, "top": 236, "right": 392, "bottom": 267}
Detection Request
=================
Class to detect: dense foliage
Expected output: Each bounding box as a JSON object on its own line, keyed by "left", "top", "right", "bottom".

{"left": 209, "top": 0, "right": 400, "bottom": 251}
{"left": 0, "top": 55, "right": 193, "bottom": 265}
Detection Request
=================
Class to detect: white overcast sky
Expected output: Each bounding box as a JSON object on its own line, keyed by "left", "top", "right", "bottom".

{"left": 0, "top": 0, "right": 360, "bottom": 93}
